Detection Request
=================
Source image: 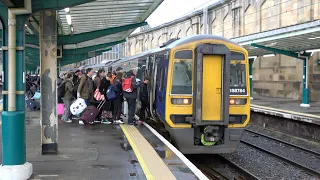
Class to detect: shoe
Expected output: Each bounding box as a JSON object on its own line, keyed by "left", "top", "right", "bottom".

{"left": 94, "top": 120, "right": 101, "bottom": 123}
{"left": 137, "top": 120, "right": 142, "bottom": 124}
{"left": 101, "top": 119, "right": 112, "bottom": 124}
{"left": 114, "top": 119, "right": 124, "bottom": 124}
{"left": 66, "top": 119, "right": 72, "bottom": 123}
{"left": 79, "top": 120, "right": 84, "bottom": 125}
{"left": 128, "top": 122, "right": 134, "bottom": 125}
{"left": 89, "top": 121, "right": 94, "bottom": 125}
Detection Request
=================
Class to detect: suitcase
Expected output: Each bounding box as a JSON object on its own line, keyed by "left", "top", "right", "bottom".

{"left": 26, "top": 99, "right": 40, "bottom": 110}
{"left": 80, "top": 100, "right": 105, "bottom": 125}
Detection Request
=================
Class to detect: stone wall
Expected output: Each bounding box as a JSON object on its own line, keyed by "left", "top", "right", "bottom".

{"left": 125, "top": 0, "right": 320, "bottom": 101}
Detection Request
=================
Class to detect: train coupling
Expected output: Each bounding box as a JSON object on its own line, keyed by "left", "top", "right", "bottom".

{"left": 203, "top": 126, "right": 220, "bottom": 142}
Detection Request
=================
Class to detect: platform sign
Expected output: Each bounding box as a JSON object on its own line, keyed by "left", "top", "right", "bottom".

{"left": 88, "top": 51, "right": 96, "bottom": 58}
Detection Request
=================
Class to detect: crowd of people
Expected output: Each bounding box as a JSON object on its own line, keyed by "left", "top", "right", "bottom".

{"left": 58, "top": 67, "right": 150, "bottom": 125}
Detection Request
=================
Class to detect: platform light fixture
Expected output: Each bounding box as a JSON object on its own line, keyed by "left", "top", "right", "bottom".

{"left": 306, "top": 49, "right": 320, "bottom": 53}
{"left": 66, "top": 14, "right": 72, "bottom": 25}
{"left": 65, "top": 8, "right": 70, "bottom": 13}
{"left": 262, "top": 54, "right": 275, "bottom": 57}
{"left": 308, "top": 37, "right": 316, "bottom": 40}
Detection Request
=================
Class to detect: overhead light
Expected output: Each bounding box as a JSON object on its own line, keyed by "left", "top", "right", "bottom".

{"left": 71, "top": 27, "right": 74, "bottom": 32}
{"left": 25, "top": 24, "right": 27, "bottom": 27}
{"left": 306, "top": 49, "right": 320, "bottom": 53}
{"left": 265, "top": 42, "right": 277, "bottom": 47}
{"left": 248, "top": 56, "right": 257, "bottom": 59}
{"left": 316, "top": 37, "right": 320, "bottom": 39}
{"left": 263, "top": 54, "right": 275, "bottom": 57}
{"left": 65, "top": 8, "right": 70, "bottom": 13}
{"left": 66, "top": 14, "right": 72, "bottom": 25}
{"left": 308, "top": 37, "right": 316, "bottom": 40}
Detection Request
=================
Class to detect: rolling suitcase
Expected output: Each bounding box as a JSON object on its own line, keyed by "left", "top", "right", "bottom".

{"left": 80, "top": 100, "right": 105, "bottom": 125}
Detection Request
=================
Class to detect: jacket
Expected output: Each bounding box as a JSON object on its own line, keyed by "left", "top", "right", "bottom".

{"left": 99, "top": 77, "right": 111, "bottom": 96}
{"left": 139, "top": 82, "right": 148, "bottom": 102}
{"left": 77, "top": 75, "right": 93, "bottom": 99}
{"left": 62, "top": 79, "right": 74, "bottom": 101}
{"left": 123, "top": 73, "right": 138, "bottom": 99}
{"left": 112, "top": 79, "right": 122, "bottom": 96}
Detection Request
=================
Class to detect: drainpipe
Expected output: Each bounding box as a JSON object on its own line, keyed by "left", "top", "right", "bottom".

{"left": 7, "top": 0, "right": 32, "bottom": 111}
{"left": 203, "top": 6, "right": 208, "bottom": 34}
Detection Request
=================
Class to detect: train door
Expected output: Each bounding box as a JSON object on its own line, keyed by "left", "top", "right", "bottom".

{"left": 155, "top": 53, "right": 168, "bottom": 119}
{"left": 193, "top": 44, "right": 230, "bottom": 125}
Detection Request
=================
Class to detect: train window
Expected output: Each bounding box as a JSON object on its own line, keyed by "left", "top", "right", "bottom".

{"left": 231, "top": 52, "right": 245, "bottom": 60}
{"left": 174, "top": 50, "right": 193, "bottom": 59}
{"left": 230, "top": 64, "right": 246, "bottom": 88}
{"left": 171, "top": 60, "right": 192, "bottom": 94}
{"left": 159, "top": 68, "right": 165, "bottom": 91}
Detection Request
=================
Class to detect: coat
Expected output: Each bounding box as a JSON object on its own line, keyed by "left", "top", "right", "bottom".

{"left": 77, "top": 75, "right": 93, "bottom": 100}
{"left": 62, "top": 79, "right": 74, "bottom": 101}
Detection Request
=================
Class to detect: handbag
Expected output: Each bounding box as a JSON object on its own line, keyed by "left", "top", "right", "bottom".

{"left": 94, "top": 88, "right": 103, "bottom": 101}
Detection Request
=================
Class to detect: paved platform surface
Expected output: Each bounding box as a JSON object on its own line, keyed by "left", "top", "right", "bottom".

{"left": 251, "top": 95, "right": 320, "bottom": 116}
{"left": 0, "top": 110, "right": 146, "bottom": 180}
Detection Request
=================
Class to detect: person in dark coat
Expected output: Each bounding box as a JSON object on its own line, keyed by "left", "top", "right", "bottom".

{"left": 123, "top": 70, "right": 139, "bottom": 125}
{"left": 112, "top": 72, "right": 124, "bottom": 124}
{"left": 139, "top": 76, "right": 150, "bottom": 122}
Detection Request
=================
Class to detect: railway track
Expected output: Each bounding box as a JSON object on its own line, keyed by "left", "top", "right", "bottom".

{"left": 245, "top": 129, "right": 320, "bottom": 157}
{"left": 191, "top": 155, "right": 260, "bottom": 180}
{"left": 242, "top": 129, "right": 320, "bottom": 177}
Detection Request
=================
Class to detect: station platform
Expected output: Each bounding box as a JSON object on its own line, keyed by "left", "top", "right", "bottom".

{"left": 0, "top": 109, "right": 205, "bottom": 180}
{"left": 251, "top": 95, "right": 320, "bottom": 125}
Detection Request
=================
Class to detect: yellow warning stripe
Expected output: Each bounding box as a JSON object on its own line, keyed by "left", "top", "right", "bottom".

{"left": 120, "top": 124, "right": 176, "bottom": 180}
{"left": 251, "top": 104, "right": 320, "bottom": 119}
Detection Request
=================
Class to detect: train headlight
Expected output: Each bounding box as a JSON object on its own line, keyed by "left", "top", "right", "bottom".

{"left": 229, "top": 98, "right": 247, "bottom": 105}
{"left": 171, "top": 98, "right": 192, "bottom": 105}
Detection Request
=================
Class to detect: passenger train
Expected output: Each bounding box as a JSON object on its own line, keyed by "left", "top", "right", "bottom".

{"left": 106, "top": 34, "right": 250, "bottom": 154}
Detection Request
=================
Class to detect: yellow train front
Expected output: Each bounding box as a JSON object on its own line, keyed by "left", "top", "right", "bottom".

{"left": 109, "top": 34, "right": 250, "bottom": 154}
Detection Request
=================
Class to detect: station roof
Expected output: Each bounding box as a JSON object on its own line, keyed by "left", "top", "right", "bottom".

{"left": 232, "top": 20, "right": 320, "bottom": 57}
{"left": 20, "top": 0, "right": 163, "bottom": 69}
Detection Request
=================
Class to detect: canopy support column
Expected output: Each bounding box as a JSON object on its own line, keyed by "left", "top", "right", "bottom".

{"left": 40, "top": 10, "right": 59, "bottom": 154}
{"left": 301, "top": 58, "right": 310, "bottom": 107}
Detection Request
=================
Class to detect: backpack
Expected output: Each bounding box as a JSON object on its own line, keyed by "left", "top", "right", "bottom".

{"left": 58, "top": 82, "right": 66, "bottom": 98}
{"left": 106, "top": 85, "right": 117, "bottom": 101}
{"left": 122, "top": 77, "right": 134, "bottom": 92}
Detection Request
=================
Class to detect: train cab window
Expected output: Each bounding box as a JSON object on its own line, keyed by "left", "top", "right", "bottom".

{"left": 230, "top": 63, "right": 246, "bottom": 94}
{"left": 171, "top": 60, "right": 192, "bottom": 94}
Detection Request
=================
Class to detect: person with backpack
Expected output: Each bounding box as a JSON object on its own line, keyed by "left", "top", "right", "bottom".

{"left": 99, "top": 72, "right": 113, "bottom": 124}
{"left": 60, "top": 72, "right": 74, "bottom": 123}
{"left": 122, "top": 70, "right": 139, "bottom": 125}
{"left": 111, "top": 72, "right": 124, "bottom": 124}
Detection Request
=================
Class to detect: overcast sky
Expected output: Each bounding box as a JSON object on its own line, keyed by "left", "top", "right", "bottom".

{"left": 146, "top": 0, "right": 216, "bottom": 27}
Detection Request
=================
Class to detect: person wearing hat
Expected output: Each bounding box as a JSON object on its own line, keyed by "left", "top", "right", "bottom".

{"left": 139, "top": 76, "right": 150, "bottom": 122}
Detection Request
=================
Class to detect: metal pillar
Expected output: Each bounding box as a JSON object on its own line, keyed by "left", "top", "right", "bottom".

{"left": 40, "top": 10, "right": 59, "bottom": 154}
{"left": 301, "top": 58, "right": 310, "bottom": 107}
{"left": 249, "top": 58, "right": 255, "bottom": 100}
{"left": 0, "top": 10, "right": 33, "bottom": 180}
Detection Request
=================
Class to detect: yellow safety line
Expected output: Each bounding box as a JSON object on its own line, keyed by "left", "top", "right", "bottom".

{"left": 251, "top": 104, "right": 320, "bottom": 119}
{"left": 120, "top": 124, "right": 154, "bottom": 180}
{"left": 120, "top": 124, "right": 176, "bottom": 180}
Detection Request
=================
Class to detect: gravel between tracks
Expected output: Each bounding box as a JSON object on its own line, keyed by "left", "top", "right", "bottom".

{"left": 242, "top": 131, "right": 320, "bottom": 173}
{"left": 246, "top": 125, "right": 320, "bottom": 153}
{"left": 221, "top": 143, "right": 318, "bottom": 180}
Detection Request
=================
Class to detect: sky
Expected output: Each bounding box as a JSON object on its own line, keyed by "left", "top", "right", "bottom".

{"left": 146, "top": 0, "right": 217, "bottom": 27}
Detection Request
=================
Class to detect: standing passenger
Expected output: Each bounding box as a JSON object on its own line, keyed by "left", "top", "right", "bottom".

{"left": 139, "top": 77, "right": 150, "bottom": 122}
{"left": 112, "top": 72, "right": 124, "bottom": 124}
{"left": 77, "top": 68, "right": 94, "bottom": 106}
{"left": 61, "top": 72, "right": 74, "bottom": 123}
{"left": 122, "top": 70, "right": 138, "bottom": 125}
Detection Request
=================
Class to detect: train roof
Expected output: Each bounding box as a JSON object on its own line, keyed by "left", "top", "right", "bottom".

{"left": 112, "top": 34, "right": 240, "bottom": 65}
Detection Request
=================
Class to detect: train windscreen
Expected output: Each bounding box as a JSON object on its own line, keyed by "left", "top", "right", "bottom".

{"left": 230, "top": 63, "right": 247, "bottom": 95}
{"left": 171, "top": 60, "right": 192, "bottom": 94}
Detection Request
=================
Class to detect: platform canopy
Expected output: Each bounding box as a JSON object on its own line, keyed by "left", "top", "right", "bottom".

{"left": 14, "top": 0, "right": 163, "bottom": 69}
{"left": 232, "top": 20, "right": 320, "bottom": 57}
